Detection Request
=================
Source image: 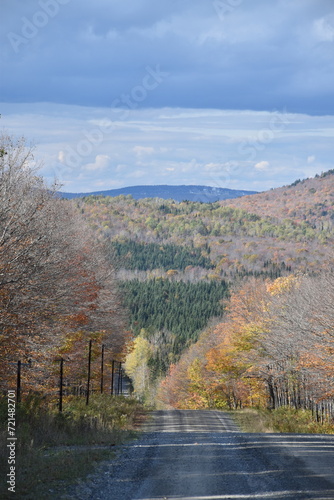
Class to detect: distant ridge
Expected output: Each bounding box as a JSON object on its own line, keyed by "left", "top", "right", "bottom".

{"left": 221, "top": 169, "right": 334, "bottom": 224}
{"left": 59, "top": 185, "right": 258, "bottom": 203}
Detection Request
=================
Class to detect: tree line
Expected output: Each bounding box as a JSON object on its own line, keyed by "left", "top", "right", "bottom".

{"left": 157, "top": 271, "right": 334, "bottom": 424}
{"left": 111, "top": 239, "right": 213, "bottom": 271}
{"left": 119, "top": 278, "right": 228, "bottom": 354}
{"left": 0, "top": 135, "right": 126, "bottom": 397}
{"left": 76, "top": 191, "right": 333, "bottom": 280}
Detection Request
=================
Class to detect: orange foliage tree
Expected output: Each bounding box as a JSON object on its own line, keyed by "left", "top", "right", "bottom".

{"left": 160, "top": 270, "right": 334, "bottom": 413}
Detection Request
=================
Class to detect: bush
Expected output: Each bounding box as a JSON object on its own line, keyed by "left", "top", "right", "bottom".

{"left": 270, "top": 407, "right": 334, "bottom": 434}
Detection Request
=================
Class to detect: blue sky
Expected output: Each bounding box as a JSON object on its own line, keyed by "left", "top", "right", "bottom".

{"left": 1, "top": 0, "right": 334, "bottom": 193}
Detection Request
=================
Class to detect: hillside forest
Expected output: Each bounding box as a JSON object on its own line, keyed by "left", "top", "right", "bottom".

{"left": 71, "top": 169, "right": 334, "bottom": 419}
{"left": 1, "top": 134, "right": 334, "bottom": 426}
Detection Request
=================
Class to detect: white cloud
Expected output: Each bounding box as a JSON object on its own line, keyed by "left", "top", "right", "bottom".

{"left": 84, "top": 155, "right": 111, "bottom": 171}
{"left": 180, "top": 158, "right": 201, "bottom": 173}
{"left": 1, "top": 104, "right": 334, "bottom": 192}
{"left": 58, "top": 151, "right": 66, "bottom": 164}
{"left": 133, "top": 146, "right": 155, "bottom": 156}
{"left": 313, "top": 15, "right": 334, "bottom": 42}
{"left": 254, "top": 161, "right": 270, "bottom": 171}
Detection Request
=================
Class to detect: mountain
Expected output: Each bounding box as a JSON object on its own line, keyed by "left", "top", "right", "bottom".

{"left": 74, "top": 171, "right": 334, "bottom": 281}
{"left": 59, "top": 185, "right": 257, "bottom": 202}
{"left": 221, "top": 170, "right": 334, "bottom": 227}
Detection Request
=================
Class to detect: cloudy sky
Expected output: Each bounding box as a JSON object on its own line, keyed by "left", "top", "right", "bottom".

{"left": 1, "top": 0, "right": 334, "bottom": 193}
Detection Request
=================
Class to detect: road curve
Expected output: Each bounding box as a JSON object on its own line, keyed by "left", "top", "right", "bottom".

{"left": 68, "top": 410, "right": 334, "bottom": 500}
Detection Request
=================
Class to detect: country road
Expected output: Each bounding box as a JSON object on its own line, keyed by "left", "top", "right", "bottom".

{"left": 67, "top": 410, "right": 334, "bottom": 500}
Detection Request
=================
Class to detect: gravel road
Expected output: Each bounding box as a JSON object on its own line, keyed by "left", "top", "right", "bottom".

{"left": 64, "top": 410, "right": 334, "bottom": 500}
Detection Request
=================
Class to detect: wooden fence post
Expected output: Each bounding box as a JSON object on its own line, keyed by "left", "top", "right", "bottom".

{"left": 100, "top": 344, "right": 105, "bottom": 394}
{"left": 59, "top": 358, "right": 64, "bottom": 412}
{"left": 111, "top": 360, "right": 115, "bottom": 395}
{"left": 86, "top": 340, "right": 92, "bottom": 406}
{"left": 16, "top": 360, "right": 21, "bottom": 403}
{"left": 117, "top": 362, "right": 122, "bottom": 395}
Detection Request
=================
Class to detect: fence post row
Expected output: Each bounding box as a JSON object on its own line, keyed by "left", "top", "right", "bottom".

{"left": 56, "top": 344, "right": 125, "bottom": 410}
{"left": 10, "top": 349, "right": 126, "bottom": 412}
{"left": 7, "top": 355, "right": 333, "bottom": 419}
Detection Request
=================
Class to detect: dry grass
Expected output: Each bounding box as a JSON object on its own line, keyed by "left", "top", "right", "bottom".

{"left": 231, "top": 408, "right": 274, "bottom": 433}
{"left": 0, "top": 393, "right": 147, "bottom": 499}
{"left": 231, "top": 407, "right": 334, "bottom": 434}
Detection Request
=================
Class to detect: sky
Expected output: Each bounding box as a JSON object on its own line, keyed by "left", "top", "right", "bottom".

{"left": 1, "top": 0, "right": 334, "bottom": 193}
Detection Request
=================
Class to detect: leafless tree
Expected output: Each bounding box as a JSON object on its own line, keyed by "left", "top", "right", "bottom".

{"left": 0, "top": 134, "right": 127, "bottom": 389}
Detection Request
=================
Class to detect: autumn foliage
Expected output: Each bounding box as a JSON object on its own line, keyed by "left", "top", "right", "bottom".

{"left": 158, "top": 272, "right": 334, "bottom": 418}
{"left": 0, "top": 135, "right": 127, "bottom": 395}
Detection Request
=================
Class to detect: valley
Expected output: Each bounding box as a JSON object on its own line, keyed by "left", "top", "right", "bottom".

{"left": 70, "top": 172, "right": 334, "bottom": 412}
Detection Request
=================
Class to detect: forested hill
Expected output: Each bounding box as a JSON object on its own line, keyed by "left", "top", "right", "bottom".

{"left": 60, "top": 184, "right": 257, "bottom": 202}
{"left": 222, "top": 170, "right": 334, "bottom": 227}
{"left": 75, "top": 172, "right": 334, "bottom": 281}
{"left": 69, "top": 170, "right": 334, "bottom": 381}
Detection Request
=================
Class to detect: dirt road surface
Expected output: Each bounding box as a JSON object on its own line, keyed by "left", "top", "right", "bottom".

{"left": 65, "top": 410, "right": 334, "bottom": 500}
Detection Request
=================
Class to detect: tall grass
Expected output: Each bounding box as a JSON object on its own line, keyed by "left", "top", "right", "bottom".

{"left": 232, "top": 407, "right": 334, "bottom": 434}
{"left": 0, "top": 393, "right": 147, "bottom": 499}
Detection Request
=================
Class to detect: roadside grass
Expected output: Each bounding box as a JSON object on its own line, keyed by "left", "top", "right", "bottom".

{"left": 230, "top": 408, "right": 274, "bottom": 433}
{"left": 13, "top": 447, "right": 113, "bottom": 499}
{"left": 231, "top": 407, "right": 334, "bottom": 434}
{"left": 268, "top": 406, "right": 334, "bottom": 434}
{"left": 0, "top": 393, "right": 148, "bottom": 499}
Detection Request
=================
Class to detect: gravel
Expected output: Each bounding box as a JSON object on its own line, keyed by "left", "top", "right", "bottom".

{"left": 61, "top": 410, "right": 334, "bottom": 500}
